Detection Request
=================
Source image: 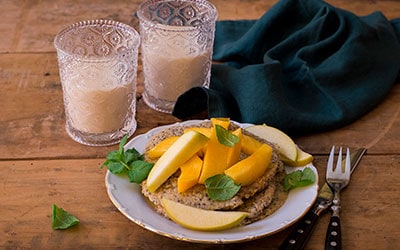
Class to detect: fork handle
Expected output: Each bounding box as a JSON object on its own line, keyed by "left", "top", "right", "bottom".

{"left": 279, "top": 210, "right": 319, "bottom": 250}
{"left": 325, "top": 215, "right": 342, "bottom": 250}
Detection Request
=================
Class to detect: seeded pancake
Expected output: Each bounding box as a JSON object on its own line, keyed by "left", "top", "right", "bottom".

{"left": 141, "top": 121, "right": 288, "bottom": 226}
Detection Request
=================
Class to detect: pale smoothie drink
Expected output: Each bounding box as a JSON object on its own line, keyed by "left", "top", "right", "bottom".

{"left": 63, "top": 70, "right": 135, "bottom": 134}
{"left": 54, "top": 20, "right": 140, "bottom": 146}
{"left": 142, "top": 49, "right": 211, "bottom": 107}
{"left": 137, "top": 0, "right": 218, "bottom": 113}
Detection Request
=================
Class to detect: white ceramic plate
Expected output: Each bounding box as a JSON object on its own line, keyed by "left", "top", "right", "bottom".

{"left": 105, "top": 120, "right": 318, "bottom": 244}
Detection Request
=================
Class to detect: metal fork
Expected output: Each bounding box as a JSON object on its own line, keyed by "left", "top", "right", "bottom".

{"left": 325, "top": 146, "right": 351, "bottom": 250}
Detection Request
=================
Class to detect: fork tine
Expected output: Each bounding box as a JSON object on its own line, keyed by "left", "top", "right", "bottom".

{"left": 335, "top": 147, "right": 343, "bottom": 174}
{"left": 345, "top": 147, "right": 351, "bottom": 178}
{"left": 327, "top": 146, "right": 335, "bottom": 173}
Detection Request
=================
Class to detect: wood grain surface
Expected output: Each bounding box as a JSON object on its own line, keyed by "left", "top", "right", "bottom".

{"left": 1, "top": 0, "right": 399, "bottom": 249}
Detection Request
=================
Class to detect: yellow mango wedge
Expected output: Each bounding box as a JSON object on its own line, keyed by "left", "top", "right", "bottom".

{"left": 226, "top": 128, "right": 243, "bottom": 167}
{"left": 162, "top": 198, "right": 248, "bottom": 231}
{"left": 245, "top": 125, "right": 297, "bottom": 162}
{"left": 147, "top": 136, "right": 179, "bottom": 159}
{"left": 210, "top": 117, "right": 231, "bottom": 128}
{"left": 177, "top": 154, "right": 203, "bottom": 193}
{"left": 198, "top": 118, "right": 231, "bottom": 183}
{"left": 241, "top": 134, "right": 263, "bottom": 155}
{"left": 146, "top": 131, "right": 209, "bottom": 192}
{"left": 225, "top": 144, "right": 273, "bottom": 186}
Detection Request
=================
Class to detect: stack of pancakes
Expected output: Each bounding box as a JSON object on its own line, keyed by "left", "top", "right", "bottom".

{"left": 141, "top": 121, "right": 288, "bottom": 226}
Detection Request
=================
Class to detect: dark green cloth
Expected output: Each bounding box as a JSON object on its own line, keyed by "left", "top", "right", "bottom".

{"left": 173, "top": 0, "right": 400, "bottom": 135}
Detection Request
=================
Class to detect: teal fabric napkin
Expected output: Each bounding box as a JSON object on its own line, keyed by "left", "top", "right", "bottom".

{"left": 172, "top": 0, "right": 400, "bottom": 135}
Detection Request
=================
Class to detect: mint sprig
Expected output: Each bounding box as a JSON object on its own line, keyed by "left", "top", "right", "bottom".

{"left": 283, "top": 167, "right": 316, "bottom": 192}
{"left": 101, "top": 134, "right": 154, "bottom": 183}
{"left": 52, "top": 204, "right": 79, "bottom": 230}
{"left": 215, "top": 125, "right": 239, "bottom": 147}
{"left": 205, "top": 174, "right": 241, "bottom": 201}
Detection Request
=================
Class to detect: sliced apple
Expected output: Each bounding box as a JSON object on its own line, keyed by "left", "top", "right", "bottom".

{"left": 284, "top": 145, "right": 314, "bottom": 166}
{"left": 183, "top": 127, "right": 212, "bottom": 137}
{"left": 245, "top": 125, "right": 297, "bottom": 162}
{"left": 161, "top": 198, "right": 248, "bottom": 231}
{"left": 146, "top": 131, "right": 209, "bottom": 192}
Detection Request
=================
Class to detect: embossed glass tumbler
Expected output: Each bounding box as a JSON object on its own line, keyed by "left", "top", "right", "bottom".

{"left": 54, "top": 20, "right": 140, "bottom": 146}
{"left": 137, "top": 0, "right": 218, "bottom": 113}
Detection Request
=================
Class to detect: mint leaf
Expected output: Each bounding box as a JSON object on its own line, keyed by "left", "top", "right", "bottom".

{"left": 215, "top": 125, "right": 239, "bottom": 147}
{"left": 100, "top": 150, "right": 120, "bottom": 169}
{"left": 124, "top": 148, "right": 142, "bottom": 164}
{"left": 128, "top": 160, "right": 154, "bottom": 183}
{"left": 52, "top": 204, "right": 79, "bottom": 230}
{"left": 101, "top": 134, "right": 154, "bottom": 184}
{"left": 205, "top": 174, "right": 241, "bottom": 201}
{"left": 119, "top": 134, "right": 129, "bottom": 155}
{"left": 283, "top": 167, "right": 316, "bottom": 192}
{"left": 107, "top": 161, "right": 126, "bottom": 174}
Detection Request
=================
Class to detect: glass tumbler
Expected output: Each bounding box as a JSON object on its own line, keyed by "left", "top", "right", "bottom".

{"left": 137, "top": 0, "right": 218, "bottom": 113}
{"left": 54, "top": 20, "right": 140, "bottom": 146}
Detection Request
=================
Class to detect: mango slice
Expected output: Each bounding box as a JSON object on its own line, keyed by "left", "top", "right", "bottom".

{"left": 177, "top": 154, "right": 203, "bottom": 193}
{"left": 226, "top": 128, "right": 243, "bottom": 167}
{"left": 147, "top": 136, "right": 179, "bottom": 159}
{"left": 198, "top": 118, "right": 231, "bottom": 183}
{"left": 241, "top": 134, "right": 263, "bottom": 155}
{"left": 146, "top": 131, "right": 209, "bottom": 192}
{"left": 225, "top": 144, "right": 273, "bottom": 186}
{"left": 210, "top": 117, "right": 231, "bottom": 128}
{"left": 199, "top": 118, "right": 230, "bottom": 184}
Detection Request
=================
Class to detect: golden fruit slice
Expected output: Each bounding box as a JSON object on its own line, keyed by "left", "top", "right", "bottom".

{"left": 241, "top": 134, "right": 263, "bottom": 155}
{"left": 198, "top": 118, "right": 231, "bottom": 183}
{"left": 284, "top": 145, "right": 314, "bottom": 166}
{"left": 245, "top": 125, "right": 297, "bottom": 162}
{"left": 147, "top": 136, "right": 179, "bottom": 159}
{"left": 177, "top": 154, "right": 203, "bottom": 193}
{"left": 161, "top": 198, "right": 248, "bottom": 231}
{"left": 226, "top": 128, "right": 243, "bottom": 167}
{"left": 210, "top": 117, "right": 231, "bottom": 128}
{"left": 225, "top": 144, "right": 273, "bottom": 186}
{"left": 146, "top": 131, "right": 209, "bottom": 192}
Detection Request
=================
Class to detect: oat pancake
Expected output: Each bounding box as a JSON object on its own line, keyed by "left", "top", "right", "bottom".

{"left": 140, "top": 121, "right": 288, "bottom": 226}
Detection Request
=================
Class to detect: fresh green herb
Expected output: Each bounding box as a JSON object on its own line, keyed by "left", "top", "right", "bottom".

{"left": 283, "top": 167, "right": 316, "bottom": 192}
{"left": 101, "top": 134, "right": 154, "bottom": 183}
{"left": 128, "top": 160, "right": 154, "bottom": 183}
{"left": 52, "top": 204, "right": 79, "bottom": 230}
{"left": 215, "top": 124, "right": 239, "bottom": 147}
{"left": 205, "top": 174, "right": 241, "bottom": 201}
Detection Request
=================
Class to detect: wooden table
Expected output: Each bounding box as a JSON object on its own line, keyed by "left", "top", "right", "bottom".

{"left": 1, "top": 0, "right": 399, "bottom": 249}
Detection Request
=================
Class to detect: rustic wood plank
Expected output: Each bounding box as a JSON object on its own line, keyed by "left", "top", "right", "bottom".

{"left": 1, "top": 156, "right": 398, "bottom": 249}
{"left": 1, "top": 0, "right": 399, "bottom": 53}
{"left": 1, "top": 0, "right": 399, "bottom": 248}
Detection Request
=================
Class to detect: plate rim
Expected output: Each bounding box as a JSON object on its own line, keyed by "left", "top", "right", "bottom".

{"left": 105, "top": 119, "right": 319, "bottom": 244}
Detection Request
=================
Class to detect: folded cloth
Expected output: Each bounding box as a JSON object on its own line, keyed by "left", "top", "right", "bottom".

{"left": 172, "top": 0, "right": 400, "bottom": 135}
